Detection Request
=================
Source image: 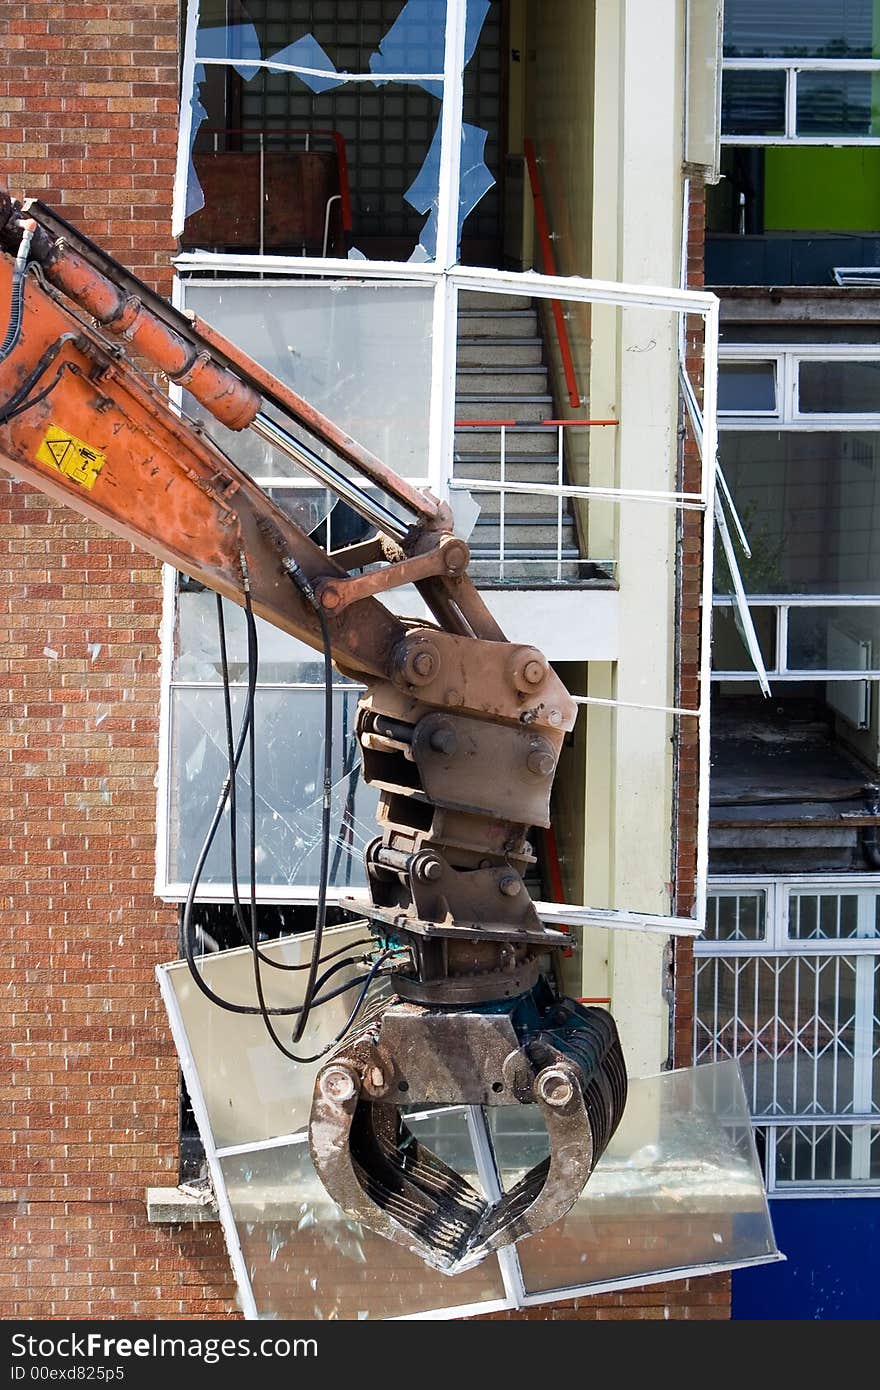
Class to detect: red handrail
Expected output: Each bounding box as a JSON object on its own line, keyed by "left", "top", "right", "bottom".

{"left": 523, "top": 138, "right": 580, "bottom": 411}
{"left": 541, "top": 419, "right": 618, "bottom": 427}
{"left": 199, "top": 127, "right": 353, "bottom": 234}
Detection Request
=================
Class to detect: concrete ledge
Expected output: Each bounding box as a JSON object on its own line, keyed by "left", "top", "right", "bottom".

{"left": 146, "top": 1186, "right": 219, "bottom": 1224}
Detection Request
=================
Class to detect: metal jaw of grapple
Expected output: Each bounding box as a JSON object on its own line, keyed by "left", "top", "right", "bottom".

{"left": 308, "top": 983, "right": 627, "bottom": 1273}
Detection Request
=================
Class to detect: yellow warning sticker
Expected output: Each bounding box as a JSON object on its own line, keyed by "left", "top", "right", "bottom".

{"left": 36, "top": 424, "right": 106, "bottom": 491}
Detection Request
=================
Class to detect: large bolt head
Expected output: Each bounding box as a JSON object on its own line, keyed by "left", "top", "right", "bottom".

{"left": 537, "top": 1068, "right": 575, "bottom": 1108}
{"left": 415, "top": 855, "right": 443, "bottom": 882}
{"left": 393, "top": 637, "right": 442, "bottom": 688}
{"left": 429, "top": 725, "right": 458, "bottom": 756}
{"left": 413, "top": 651, "right": 436, "bottom": 677}
{"left": 527, "top": 749, "right": 555, "bottom": 777}
{"left": 508, "top": 645, "right": 549, "bottom": 695}
{"left": 498, "top": 873, "right": 522, "bottom": 897}
{"left": 320, "top": 1066, "right": 358, "bottom": 1103}
{"left": 319, "top": 584, "right": 342, "bottom": 611}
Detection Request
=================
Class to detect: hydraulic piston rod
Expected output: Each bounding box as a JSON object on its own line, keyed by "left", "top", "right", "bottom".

{"left": 250, "top": 411, "right": 411, "bottom": 542}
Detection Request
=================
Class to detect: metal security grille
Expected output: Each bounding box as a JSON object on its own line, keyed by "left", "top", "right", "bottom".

{"left": 695, "top": 878, "right": 880, "bottom": 1191}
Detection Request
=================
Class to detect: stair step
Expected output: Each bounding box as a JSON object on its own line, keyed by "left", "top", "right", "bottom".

{"left": 455, "top": 369, "right": 548, "bottom": 395}
{"left": 457, "top": 340, "right": 544, "bottom": 367}
{"left": 472, "top": 520, "right": 578, "bottom": 547}
{"left": 456, "top": 309, "right": 539, "bottom": 337}
{"left": 456, "top": 394, "right": 553, "bottom": 424}
{"left": 473, "top": 511, "right": 576, "bottom": 529}
{"left": 470, "top": 559, "right": 595, "bottom": 583}
{"left": 454, "top": 427, "right": 560, "bottom": 455}
{"left": 469, "top": 496, "right": 572, "bottom": 520}
{"left": 452, "top": 460, "right": 560, "bottom": 482}
{"left": 458, "top": 290, "right": 532, "bottom": 311}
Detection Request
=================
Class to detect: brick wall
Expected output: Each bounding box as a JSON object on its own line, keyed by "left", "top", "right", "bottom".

{"left": 673, "top": 174, "right": 707, "bottom": 1070}
{"left": 0, "top": 0, "right": 236, "bottom": 1320}
{"left": 0, "top": 7, "right": 727, "bottom": 1322}
{"left": 667, "top": 173, "right": 730, "bottom": 1319}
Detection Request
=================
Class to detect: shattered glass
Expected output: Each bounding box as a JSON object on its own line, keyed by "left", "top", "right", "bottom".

{"left": 509, "top": 1062, "right": 779, "bottom": 1295}
{"left": 167, "top": 684, "right": 378, "bottom": 891}
{"left": 175, "top": 587, "right": 338, "bottom": 684}
{"left": 183, "top": 280, "right": 433, "bottom": 480}
{"left": 161, "top": 926, "right": 383, "bottom": 1147}
{"left": 179, "top": 0, "right": 497, "bottom": 262}
{"left": 405, "top": 119, "right": 495, "bottom": 261}
{"left": 220, "top": 1132, "right": 507, "bottom": 1319}
{"left": 156, "top": 932, "right": 783, "bottom": 1319}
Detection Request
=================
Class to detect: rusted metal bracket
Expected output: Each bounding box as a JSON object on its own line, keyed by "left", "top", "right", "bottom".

{"left": 315, "top": 534, "right": 470, "bottom": 615}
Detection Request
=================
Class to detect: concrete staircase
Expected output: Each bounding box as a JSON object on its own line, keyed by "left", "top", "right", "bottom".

{"left": 454, "top": 291, "right": 580, "bottom": 581}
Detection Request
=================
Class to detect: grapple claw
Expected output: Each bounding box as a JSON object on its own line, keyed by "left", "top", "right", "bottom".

{"left": 308, "top": 987, "right": 627, "bottom": 1272}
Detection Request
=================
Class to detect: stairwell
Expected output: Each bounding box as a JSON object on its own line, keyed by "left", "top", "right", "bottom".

{"left": 454, "top": 290, "right": 581, "bottom": 582}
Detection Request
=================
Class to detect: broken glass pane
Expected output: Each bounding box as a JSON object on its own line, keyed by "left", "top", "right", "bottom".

{"left": 195, "top": 15, "right": 262, "bottom": 78}
{"left": 179, "top": 1, "right": 499, "bottom": 262}
{"left": 407, "top": 119, "right": 495, "bottom": 261}
{"left": 161, "top": 925, "right": 382, "bottom": 1147}
{"left": 167, "top": 685, "right": 378, "bottom": 891}
{"left": 267, "top": 33, "right": 345, "bottom": 93}
{"left": 220, "top": 1131, "right": 506, "bottom": 1319}
{"left": 194, "top": 3, "right": 449, "bottom": 83}
{"left": 183, "top": 280, "right": 433, "bottom": 479}
{"left": 513, "top": 1061, "right": 778, "bottom": 1294}
{"left": 174, "top": 587, "right": 348, "bottom": 684}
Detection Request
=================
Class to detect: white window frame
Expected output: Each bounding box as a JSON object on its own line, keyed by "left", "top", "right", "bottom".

{"left": 713, "top": 343, "right": 880, "bottom": 680}
{"left": 158, "top": 0, "right": 722, "bottom": 942}
{"left": 718, "top": 344, "right": 880, "bottom": 430}
{"left": 721, "top": 57, "right": 880, "bottom": 146}
{"left": 717, "top": 356, "right": 780, "bottom": 419}
{"left": 714, "top": 593, "right": 880, "bottom": 681}
{"left": 696, "top": 874, "right": 880, "bottom": 1196}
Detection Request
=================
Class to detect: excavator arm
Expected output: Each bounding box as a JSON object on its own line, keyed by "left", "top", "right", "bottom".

{"left": 0, "top": 190, "right": 626, "bottom": 1274}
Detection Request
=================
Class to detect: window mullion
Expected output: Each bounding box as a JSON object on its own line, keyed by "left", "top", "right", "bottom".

{"left": 786, "top": 67, "right": 797, "bottom": 140}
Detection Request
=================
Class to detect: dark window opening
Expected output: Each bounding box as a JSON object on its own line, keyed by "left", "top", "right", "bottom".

{"left": 707, "top": 147, "right": 880, "bottom": 286}
{"left": 181, "top": 1, "right": 506, "bottom": 264}
{"left": 177, "top": 899, "right": 355, "bottom": 1182}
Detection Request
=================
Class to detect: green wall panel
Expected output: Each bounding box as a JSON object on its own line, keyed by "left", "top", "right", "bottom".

{"left": 764, "top": 147, "right": 880, "bottom": 231}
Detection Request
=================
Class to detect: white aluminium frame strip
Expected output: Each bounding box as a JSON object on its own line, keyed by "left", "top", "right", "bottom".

{"left": 172, "top": 0, "right": 201, "bottom": 239}
{"left": 156, "top": 963, "right": 260, "bottom": 1321}
{"left": 696, "top": 296, "right": 721, "bottom": 924}
{"left": 426, "top": 0, "right": 466, "bottom": 496}
{"left": 154, "top": 562, "right": 178, "bottom": 901}
{"left": 173, "top": 252, "right": 718, "bottom": 317}
{"left": 721, "top": 57, "right": 880, "bottom": 146}
{"left": 194, "top": 58, "right": 445, "bottom": 84}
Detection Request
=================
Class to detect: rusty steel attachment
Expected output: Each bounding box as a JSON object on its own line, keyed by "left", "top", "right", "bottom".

{"left": 309, "top": 981, "right": 627, "bottom": 1272}
{"left": 0, "top": 191, "right": 630, "bottom": 1271}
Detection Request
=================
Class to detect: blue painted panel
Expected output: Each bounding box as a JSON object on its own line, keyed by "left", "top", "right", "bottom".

{"left": 732, "top": 1198, "right": 880, "bottom": 1320}
{"left": 706, "top": 235, "right": 880, "bottom": 286}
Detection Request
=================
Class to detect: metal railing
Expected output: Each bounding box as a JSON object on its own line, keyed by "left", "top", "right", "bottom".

{"left": 523, "top": 139, "right": 581, "bottom": 409}
{"left": 695, "top": 875, "right": 880, "bottom": 1193}
{"left": 452, "top": 418, "right": 619, "bottom": 583}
